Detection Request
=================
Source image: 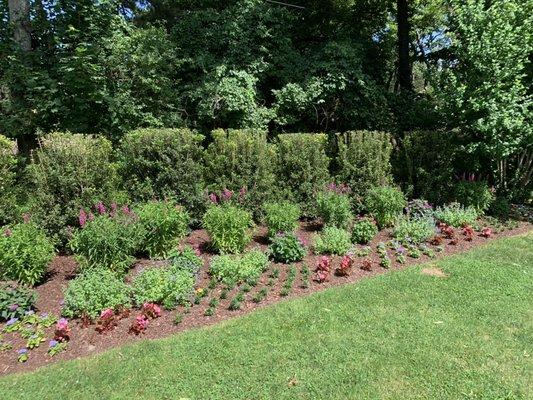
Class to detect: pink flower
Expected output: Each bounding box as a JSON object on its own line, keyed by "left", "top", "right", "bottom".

{"left": 221, "top": 188, "right": 233, "bottom": 201}
{"left": 3, "top": 228, "right": 12, "bottom": 237}
{"left": 100, "top": 308, "right": 114, "bottom": 320}
{"left": 142, "top": 303, "right": 162, "bottom": 318}
{"left": 208, "top": 193, "right": 218, "bottom": 204}
{"left": 238, "top": 186, "right": 247, "bottom": 201}
{"left": 22, "top": 213, "right": 31, "bottom": 223}
{"left": 79, "top": 209, "right": 87, "bottom": 227}
{"left": 95, "top": 202, "right": 106, "bottom": 215}
{"left": 57, "top": 318, "right": 68, "bottom": 331}
{"left": 88, "top": 212, "right": 95, "bottom": 222}
{"left": 122, "top": 205, "right": 132, "bottom": 216}
{"left": 136, "top": 315, "right": 148, "bottom": 329}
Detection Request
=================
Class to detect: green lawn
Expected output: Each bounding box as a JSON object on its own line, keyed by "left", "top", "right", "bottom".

{"left": 1, "top": 233, "right": 532, "bottom": 400}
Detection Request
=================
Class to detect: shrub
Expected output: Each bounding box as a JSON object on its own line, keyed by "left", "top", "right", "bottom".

{"left": 396, "top": 130, "right": 461, "bottom": 205}
{"left": 0, "top": 134, "right": 18, "bottom": 225}
{"left": 351, "top": 218, "right": 378, "bottom": 244}
{"left": 28, "top": 132, "right": 119, "bottom": 244}
{"left": 365, "top": 186, "right": 406, "bottom": 228}
{"left": 117, "top": 128, "right": 205, "bottom": 218}
{"left": 209, "top": 249, "right": 268, "bottom": 286}
{"left": 0, "top": 223, "right": 55, "bottom": 286}
{"left": 314, "top": 227, "right": 351, "bottom": 255}
{"left": 316, "top": 184, "right": 353, "bottom": 228}
{"left": 405, "top": 199, "right": 434, "bottom": 220}
{"left": 69, "top": 207, "right": 143, "bottom": 275}
{"left": 62, "top": 269, "right": 131, "bottom": 320}
{"left": 204, "top": 129, "right": 278, "bottom": 218}
{"left": 334, "top": 131, "right": 393, "bottom": 209}
{"left": 136, "top": 201, "right": 190, "bottom": 259}
{"left": 434, "top": 203, "right": 479, "bottom": 227}
{"left": 269, "top": 233, "right": 307, "bottom": 263}
{"left": 392, "top": 216, "right": 436, "bottom": 244}
{"left": 263, "top": 201, "right": 301, "bottom": 238}
{"left": 489, "top": 197, "right": 511, "bottom": 219}
{"left": 202, "top": 204, "right": 253, "bottom": 253}
{"left": 453, "top": 180, "right": 494, "bottom": 213}
{"left": 131, "top": 265, "right": 195, "bottom": 309}
{"left": 277, "top": 133, "right": 330, "bottom": 216}
{"left": 0, "top": 284, "right": 37, "bottom": 321}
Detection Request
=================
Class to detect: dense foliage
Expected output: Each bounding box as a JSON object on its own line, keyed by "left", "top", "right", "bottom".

{"left": 203, "top": 204, "right": 254, "bottom": 254}
{"left": 365, "top": 186, "right": 406, "bottom": 229}
{"left": 269, "top": 233, "right": 307, "bottom": 263}
{"left": 316, "top": 186, "right": 353, "bottom": 229}
{"left": 263, "top": 201, "right": 301, "bottom": 238}
{"left": 314, "top": 227, "right": 351, "bottom": 256}
{"left": 0, "top": 222, "right": 55, "bottom": 286}
{"left": 209, "top": 250, "right": 268, "bottom": 286}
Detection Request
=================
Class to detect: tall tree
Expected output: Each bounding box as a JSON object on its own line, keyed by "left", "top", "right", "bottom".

{"left": 396, "top": 0, "right": 412, "bottom": 91}
{"left": 8, "top": 0, "right": 31, "bottom": 51}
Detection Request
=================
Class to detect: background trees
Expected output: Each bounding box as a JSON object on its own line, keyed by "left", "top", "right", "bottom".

{"left": 0, "top": 0, "right": 531, "bottom": 201}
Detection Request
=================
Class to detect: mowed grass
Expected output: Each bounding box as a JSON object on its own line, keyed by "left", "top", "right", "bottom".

{"left": 1, "top": 233, "right": 532, "bottom": 400}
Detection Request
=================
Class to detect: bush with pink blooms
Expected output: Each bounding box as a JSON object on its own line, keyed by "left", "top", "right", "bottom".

{"left": 69, "top": 205, "right": 144, "bottom": 274}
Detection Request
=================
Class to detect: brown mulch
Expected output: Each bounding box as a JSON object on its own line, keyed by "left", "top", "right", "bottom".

{"left": 1, "top": 221, "right": 531, "bottom": 376}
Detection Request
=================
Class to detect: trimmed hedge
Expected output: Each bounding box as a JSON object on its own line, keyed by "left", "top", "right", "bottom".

{"left": 204, "top": 129, "right": 278, "bottom": 218}
{"left": 28, "top": 132, "right": 119, "bottom": 244}
{"left": 117, "top": 128, "right": 205, "bottom": 218}
{"left": 277, "top": 133, "right": 330, "bottom": 216}
{"left": 334, "top": 130, "right": 393, "bottom": 210}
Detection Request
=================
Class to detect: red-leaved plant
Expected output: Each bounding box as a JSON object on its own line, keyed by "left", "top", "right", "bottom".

{"left": 54, "top": 318, "right": 71, "bottom": 342}
{"left": 439, "top": 223, "right": 455, "bottom": 239}
{"left": 141, "top": 303, "right": 162, "bottom": 319}
{"left": 360, "top": 258, "right": 373, "bottom": 271}
{"left": 129, "top": 315, "right": 149, "bottom": 335}
{"left": 462, "top": 225, "right": 474, "bottom": 241}
{"left": 335, "top": 255, "right": 354, "bottom": 276}
{"left": 430, "top": 235, "right": 443, "bottom": 246}
{"left": 481, "top": 227, "right": 492, "bottom": 238}
{"left": 95, "top": 308, "right": 117, "bottom": 334}
{"left": 314, "top": 256, "right": 331, "bottom": 283}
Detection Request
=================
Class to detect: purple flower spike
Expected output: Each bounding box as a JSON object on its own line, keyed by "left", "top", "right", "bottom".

{"left": 6, "top": 318, "right": 18, "bottom": 326}
{"left": 8, "top": 304, "right": 19, "bottom": 311}
{"left": 17, "top": 348, "right": 28, "bottom": 355}
{"left": 79, "top": 209, "right": 87, "bottom": 227}
{"left": 208, "top": 193, "right": 218, "bottom": 204}
{"left": 95, "top": 201, "right": 106, "bottom": 215}
{"left": 49, "top": 340, "right": 58, "bottom": 348}
{"left": 221, "top": 188, "right": 233, "bottom": 201}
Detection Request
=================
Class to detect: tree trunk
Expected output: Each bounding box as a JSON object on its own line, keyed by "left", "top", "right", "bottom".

{"left": 8, "top": 0, "right": 31, "bottom": 51}
{"left": 397, "top": 0, "right": 412, "bottom": 92}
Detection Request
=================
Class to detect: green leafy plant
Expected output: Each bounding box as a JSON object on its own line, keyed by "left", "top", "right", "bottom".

{"left": 131, "top": 265, "right": 195, "bottom": 309}
{"left": 62, "top": 269, "right": 132, "bottom": 320}
{"left": 0, "top": 284, "right": 37, "bottom": 321}
{"left": 453, "top": 180, "right": 494, "bottom": 213}
{"left": 0, "top": 223, "right": 55, "bottom": 286}
{"left": 263, "top": 201, "right": 301, "bottom": 237}
{"left": 202, "top": 204, "right": 253, "bottom": 253}
{"left": 392, "top": 216, "right": 436, "bottom": 244}
{"left": 136, "top": 201, "right": 190, "bottom": 258}
{"left": 252, "top": 287, "right": 268, "bottom": 303}
{"left": 314, "top": 227, "right": 351, "bottom": 255}
{"left": 405, "top": 199, "right": 434, "bottom": 220}
{"left": 69, "top": 207, "right": 142, "bottom": 275}
{"left": 351, "top": 218, "right": 378, "bottom": 244}
{"left": 434, "top": 203, "right": 479, "bottom": 227}
{"left": 209, "top": 250, "right": 268, "bottom": 286}
{"left": 168, "top": 245, "right": 203, "bottom": 275}
{"left": 365, "top": 186, "right": 406, "bottom": 228}
{"left": 0, "top": 134, "right": 18, "bottom": 226}
{"left": 300, "top": 265, "right": 310, "bottom": 288}
{"left": 316, "top": 185, "right": 353, "bottom": 229}
{"left": 269, "top": 233, "right": 307, "bottom": 263}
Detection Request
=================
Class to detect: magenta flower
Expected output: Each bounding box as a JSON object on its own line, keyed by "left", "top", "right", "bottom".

{"left": 122, "top": 205, "right": 131, "bottom": 215}
{"left": 238, "top": 186, "right": 247, "bottom": 201}
{"left": 95, "top": 201, "right": 106, "bottom": 215}
{"left": 221, "top": 188, "right": 233, "bottom": 201}
{"left": 100, "top": 308, "right": 114, "bottom": 320}
{"left": 57, "top": 318, "right": 68, "bottom": 331}
{"left": 208, "top": 193, "right": 218, "bottom": 204}
{"left": 79, "top": 209, "right": 87, "bottom": 227}
{"left": 88, "top": 212, "right": 95, "bottom": 222}
{"left": 22, "top": 213, "right": 31, "bottom": 223}
{"left": 3, "top": 228, "right": 12, "bottom": 237}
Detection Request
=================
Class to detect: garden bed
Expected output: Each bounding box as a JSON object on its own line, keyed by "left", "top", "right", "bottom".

{"left": 1, "top": 219, "right": 530, "bottom": 376}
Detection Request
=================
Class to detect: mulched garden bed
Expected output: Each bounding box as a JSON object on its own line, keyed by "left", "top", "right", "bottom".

{"left": 1, "top": 220, "right": 531, "bottom": 376}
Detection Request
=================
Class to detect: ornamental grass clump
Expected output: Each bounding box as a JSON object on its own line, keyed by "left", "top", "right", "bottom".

{"left": 0, "top": 222, "right": 55, "bottom": 286}
{"left": 202, "top": 202, "right": 253, "bottom": 254}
